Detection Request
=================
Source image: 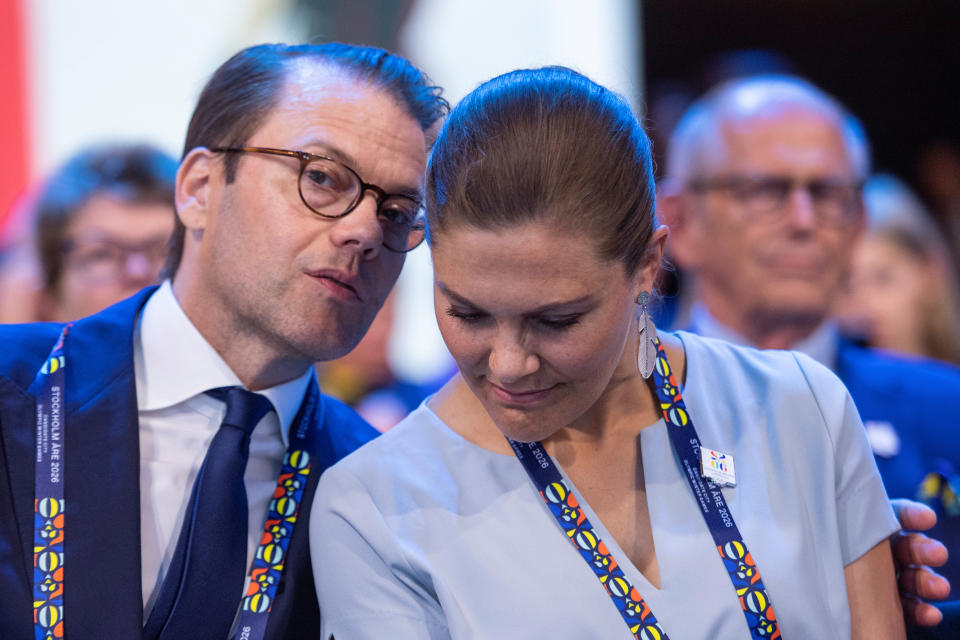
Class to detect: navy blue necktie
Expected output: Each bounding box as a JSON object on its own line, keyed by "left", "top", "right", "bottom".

{"left": 144, "top": 387, "right": 274, "bottom": 640}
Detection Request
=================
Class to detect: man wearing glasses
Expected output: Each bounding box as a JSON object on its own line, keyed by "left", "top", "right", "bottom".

{"left": 660, "top": 75, "right": 960, "bottom": 629}
{"left": 32, "top": 143, "right": 177, "bottom": 322}
{"left": 0, "top": 43, "right": 446, "bottom": 639}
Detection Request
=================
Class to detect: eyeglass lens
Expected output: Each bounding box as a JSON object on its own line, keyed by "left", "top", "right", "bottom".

{"left": 299, "top": 157, "right": 425, "bottom": 251}
{"left": 65, "top": 237, "right": 168, "bottom": 283}
{"left": 722, "top": 177, "right": 860, "bottom": 222}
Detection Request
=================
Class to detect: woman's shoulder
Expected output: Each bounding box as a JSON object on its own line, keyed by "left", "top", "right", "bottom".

{"left": 677, "top": 329, "right": 836, "bottom": 378}
{"left": 675, "top": 328, "right": 796, "bottom": 363}
{"left": 674, "top": 330, "right": 847, "bottom": 410}
{"left": 318, "top": 400, "right": 512, "bottom": 505}
{"left": 315, "top": 404, "right": 449, "bottom": 516}
{"left": 326, "top": 402, "right": 447, "bottom": 474}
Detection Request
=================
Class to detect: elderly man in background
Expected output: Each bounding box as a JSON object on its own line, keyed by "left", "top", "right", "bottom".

{"left": 660, "top": 75, "right": 960, "bottom": 628}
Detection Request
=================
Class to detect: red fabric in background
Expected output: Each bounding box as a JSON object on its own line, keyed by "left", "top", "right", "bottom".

{"left": 0, "top": 0, "right": 29, "bottom": 234}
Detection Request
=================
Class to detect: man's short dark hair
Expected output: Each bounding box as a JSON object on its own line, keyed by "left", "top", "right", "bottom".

{"left": 35, "top": 143, "right": 178, "bottom": 291}
{"left": 164, "top": 42, "right": 449, "bottom": 278}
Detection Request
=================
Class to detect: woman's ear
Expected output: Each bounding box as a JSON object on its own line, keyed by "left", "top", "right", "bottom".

{"left": 638, "top": 224, "right": 670, "bottom": 291}
{"left": 657, "top": 181, "right": 704, "bottom": 271}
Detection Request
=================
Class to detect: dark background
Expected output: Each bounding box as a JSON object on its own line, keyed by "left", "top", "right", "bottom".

{"left": 296, "top": 0, "right": 960, "bottom": 211}
{"left": 643, "top": 0, "right": 960, "bottom": 201}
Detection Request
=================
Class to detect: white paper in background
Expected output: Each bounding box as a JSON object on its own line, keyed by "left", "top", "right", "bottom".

{"left": 399, "top": 0, "right": 641, "bottom": 109}
{"left": 389, "top": 0, "right": 642, "bottom": 383}
{"left": 22, "top": 0, "right": 642, "bottom": 386}
{"left": 24, "top": 0, "right": 305, "bottom": 179}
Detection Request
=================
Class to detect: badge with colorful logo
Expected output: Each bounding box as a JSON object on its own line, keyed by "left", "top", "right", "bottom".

{"left": 699, "top": 447, "right": 736, "bottom": 487}
{"left": 916, "top": 470, "right": 960, "bottom": 517}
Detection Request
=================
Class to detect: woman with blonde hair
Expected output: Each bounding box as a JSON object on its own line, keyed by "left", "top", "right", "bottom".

{"left": 838, "top": 174, "right": 960, "bottom": 366}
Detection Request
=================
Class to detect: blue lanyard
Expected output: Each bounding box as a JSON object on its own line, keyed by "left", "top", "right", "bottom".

{"left": 29, "top": 327, "right": 320, "bottom": 640}
{"left": 508, "top": 437, "right": 670, "bottom": 639}
{"left": 509, "top": 338, "right": 781, "bottom": 639}
{"left": 230, "top": 383, "right": 319, "bottom": 640}
{"left": 32, "top": 326, "right": 70, "bottom": 640}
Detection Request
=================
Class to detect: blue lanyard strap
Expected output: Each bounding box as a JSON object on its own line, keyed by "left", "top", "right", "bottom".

{"left": 509, "top": 338, "right": 782, "bottom": 639}
{"left": 30, "top": 327, "right": 320, "bottom": 640}
{"left": 32, "top": 326, "right": 70, "bottom": 640}
{"left": 230, "top": 383, "right": 319, "bottom": 640}
{"left": 650, "top": 338, "right": 780, "bottom": 638}
{"left": 509, "top": 439, "right": 670, "bottom": 640}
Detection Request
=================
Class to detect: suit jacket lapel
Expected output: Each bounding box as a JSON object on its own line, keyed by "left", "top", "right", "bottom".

{"left": 46, "top": 288, "right": 155, "bottom": 638}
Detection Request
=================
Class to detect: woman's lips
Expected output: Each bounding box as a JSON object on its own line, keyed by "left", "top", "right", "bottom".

{"left": 490, "top": 382, "right": 558, "bottom": 405}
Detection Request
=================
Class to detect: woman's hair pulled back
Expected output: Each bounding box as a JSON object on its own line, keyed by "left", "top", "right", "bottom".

{"left": 426, "top": 66, "right": 656, "bottom": 274}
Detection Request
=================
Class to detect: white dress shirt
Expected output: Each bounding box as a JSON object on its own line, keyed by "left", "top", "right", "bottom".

{"left": 688, "top": 302, "right": 840, "bottom": 370}
{"left": 134, "top": 281, "right": 312, "bottom": 617}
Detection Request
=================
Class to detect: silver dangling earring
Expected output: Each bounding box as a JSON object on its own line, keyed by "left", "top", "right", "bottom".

{"left": 636, "top": 291, "right": 657, "bottom": 379}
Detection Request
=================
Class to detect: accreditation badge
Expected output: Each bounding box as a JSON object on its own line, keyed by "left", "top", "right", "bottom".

{"left": 699, "top": 446, "right": 736, "bottom": 487}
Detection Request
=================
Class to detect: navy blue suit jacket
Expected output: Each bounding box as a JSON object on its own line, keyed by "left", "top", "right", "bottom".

{"left": 0, "top": 288, "right": 379, "bottom": 638}
{"left": 836, "top": 338, "right": 960, "bottom": 591}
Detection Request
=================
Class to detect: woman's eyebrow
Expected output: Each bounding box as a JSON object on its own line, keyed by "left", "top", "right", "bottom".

{"left": 437, "top": 282, "right": 595, "bottom": 314}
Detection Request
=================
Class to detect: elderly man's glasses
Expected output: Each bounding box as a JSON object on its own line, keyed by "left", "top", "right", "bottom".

{"left": 211, "top": 146, "right": 426, "bottom": 252}
{"left": 687, "top": 175, "right": 863, "bottom": 225}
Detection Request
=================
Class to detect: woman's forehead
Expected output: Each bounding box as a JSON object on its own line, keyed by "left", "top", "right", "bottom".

{"left": 431, "top": 222, "right": 627, "bottom": 302}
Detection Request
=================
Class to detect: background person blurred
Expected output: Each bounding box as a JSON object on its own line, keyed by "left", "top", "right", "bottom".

{"left": 32, "top": 143, "right": 177, "bottom": 321}
{"left": 317, "top": 290, "right": 451, "bottom": 431}
{"left": 836, "top": 174, "right": 960, "bottom": 366}
{"left": 917, "top": 142, "right": 960, "bottom": 275}
{"left": 659, "top": 74, "right": 960, "bottom": 615}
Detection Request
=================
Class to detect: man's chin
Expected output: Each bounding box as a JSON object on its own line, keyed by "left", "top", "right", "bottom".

{"left": 280, "top": 324, "right": 365, "bottom": 364}
{"left": 755, "top": 292, "right": 832, "bottom": 327}
{"left": 305, "top": 338, "right": 364, "bottom": 364}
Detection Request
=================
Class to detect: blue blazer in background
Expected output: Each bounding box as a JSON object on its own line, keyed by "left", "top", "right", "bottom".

{"left": 0, "top": 288, "right": 379, "bottom": 638}
{"left": 837, "top": 338, "right": 960, "bottom": 592}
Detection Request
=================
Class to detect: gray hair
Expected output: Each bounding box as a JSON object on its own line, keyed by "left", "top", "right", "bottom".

{"left": 666, "top": 75, "right": 871, "bottom": 185}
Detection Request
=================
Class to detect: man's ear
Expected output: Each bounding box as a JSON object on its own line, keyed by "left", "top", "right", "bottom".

{"left": 657, "top": 178, "right": 701, "bottom": 270}
{"left": 175, "top": 147, "right": 218, "bottom": 231}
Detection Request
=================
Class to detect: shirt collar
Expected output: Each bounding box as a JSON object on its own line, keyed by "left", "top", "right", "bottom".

{"left": 135, "top": 280, "right": 313, "bottom": 447}
{"left": 688, "top": 302, "right": 839, "bottom": 370}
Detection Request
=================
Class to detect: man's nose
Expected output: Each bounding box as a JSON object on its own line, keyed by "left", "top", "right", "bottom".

{"left": 329, "top": 191, "right": 384, "bottom": 257}
{"left": 784, "top": 184, "right": 818, "bottom": 229}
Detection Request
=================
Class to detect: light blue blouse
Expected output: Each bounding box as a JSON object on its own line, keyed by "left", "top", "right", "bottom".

{"left": 311, "top": 332, "right": 898, "bottom": 639}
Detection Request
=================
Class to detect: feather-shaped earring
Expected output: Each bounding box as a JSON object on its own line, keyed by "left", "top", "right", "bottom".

{"left": 636, "top": 291, "right": 656, "bottom": 379}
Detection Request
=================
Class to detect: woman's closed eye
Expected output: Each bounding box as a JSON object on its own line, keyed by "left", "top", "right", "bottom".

{"left": 536, "top": 315, "right": 581, "bottom": 331}
{"left": 445, "top": 307, "right": 488, "bottom": 324}
{"left": 444, "top": 307, "right": 580, "bottom": 331}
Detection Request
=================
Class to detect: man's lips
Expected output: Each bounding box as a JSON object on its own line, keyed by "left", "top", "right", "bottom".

{"left": 759, "top": 253, "right": 827, "bottom": 277}
{"left": 489, "top": 381, "right": 558, "bottom": 405}
{"left": 309, "top": 269, "right": 363, "bottom": 301}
